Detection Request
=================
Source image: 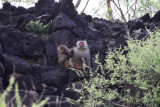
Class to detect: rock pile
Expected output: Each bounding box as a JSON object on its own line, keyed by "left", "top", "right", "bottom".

{"left": 0, "top": 0, "right": 160, "bottom": 106}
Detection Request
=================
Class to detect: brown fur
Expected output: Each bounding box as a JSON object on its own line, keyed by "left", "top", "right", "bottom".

{"left": 57, "top": 45, "right": 72, "bottom": 67}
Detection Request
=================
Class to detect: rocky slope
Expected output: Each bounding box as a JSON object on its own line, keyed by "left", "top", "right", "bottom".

{"left": 0, "top": 0, "right": 160, "bottom": 106}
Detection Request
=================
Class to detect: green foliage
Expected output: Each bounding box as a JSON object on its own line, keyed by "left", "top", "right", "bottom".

{"left": 105, "top": 29, "right": 160, "bottom": 107}
{"left": 25, "top": 20, "right": 52, "bottom": 37}
{"left": 68, "top": 29, "right": 160, "bottom": 107}
{"left": 67, "top": 54, "right": 115, "bottom": 107}
{"left": 138, "top": 0, "right": 160, "bottom": 17}
{"left": 0, "top": 76, "right": 49, "bottom": 107}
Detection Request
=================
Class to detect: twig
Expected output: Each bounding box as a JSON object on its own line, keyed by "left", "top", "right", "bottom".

{"left": 81, "top": 0, "right": 90, "bottom": 13}
{"left": 111, "top": 0, "right": 126, "bottom": 22}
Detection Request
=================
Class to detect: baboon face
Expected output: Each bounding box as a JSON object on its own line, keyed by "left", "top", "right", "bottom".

{"left": 72, "top": 58, "right": 86, "bottom": 69}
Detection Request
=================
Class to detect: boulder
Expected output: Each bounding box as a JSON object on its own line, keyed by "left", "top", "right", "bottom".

{"left": 2, "top": 2, "right": 12, "bottom": 11}
{"left": 81, "top": 13, "right": 93, "bottom": 23}
{"left": 0, "top": 27, "right": 24, "bottom": 56}
{"left": 14, "top": 6, "right": 29, "bottom": 15}
{"left": 52, "top": 12, "right": 76, "bottom": 31}
{"left": 0, "top": 78, "right": 3, "bottom": 90}
{"left": 41, "top": 67, "right": 68, "bottom": 88}
{"left": 93, "top": 18, "right": 108, "bottom": 30}
{"left": 35, "top": 0, "right": 55, "bottom": 16}
{"left": 84, "top": 28, "right": 106, "bottom": 39}
{"left": 72, "top": 27, "right": 85, "bottom": 38}
{"left": 52, "top": 0, "right": 77, "bottom": 18}
{"left": 23, "top": 34, "right": 45, "bottom": 57}
{"left": 15, "top": 13, "right": 35, "bottom": 31}
{"left": 36, "top": 13, "right": 52, "bottom": 24}
{"left": 0, "top": 10, "right": 10, "bottom": 21}
{"left": 0, "top": 61, "right": 5, "bottom": 77}
{"left": 72, "top": 15, "right": 88, "bottom": 29}
{"left": 139, "top": 13, "right": 151, "bottom": 22}
{"left": 15, "top": 74, "right": 43, "bottom": 92}
{"left": 3, "top": 54, "right": 32, "bottom": 74}
{"left": 128, "top": 19, "right": 145, "bottom": 34}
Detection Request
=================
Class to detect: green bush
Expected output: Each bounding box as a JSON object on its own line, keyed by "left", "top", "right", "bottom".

{"left": 25, "top": 20, "right": 52, "bottom": 36}
{"left": 68, "top": 29, "right": 160, "bottom": 107}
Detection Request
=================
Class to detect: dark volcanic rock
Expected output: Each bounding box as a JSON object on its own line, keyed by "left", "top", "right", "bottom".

{"left": 128, "top": 19, "right": 145, "bottom": 34}
{"left": 85, "top": 28, "right": 106, "bottom": 39}
{"left": 93, "top": 18, "right": 108, "bottom": 30}
{"left": 81, "top": 13, "right": 93, "bottom": 23}
{"left": 139, "top": 13, "right": 151, "bottom": 22}
{"left": 90, "top": 40, "right": 107, "bottom": 52}
{"left": 72, "top": 15, "right": 88, "bottom": 29}
{"left": 152, "top": 10, "right": 160, "bottom": 22}
{"left": 0, "top": 27, "right": 24, "bottom": 56}
{"left": 45, "top": 29, "right": 76, "bottom": 57}
{"left": 27, "top": 7, "right": 35, "bottom": 14}
{"left": 16, "top": 13, "right": 35, "bottom": 31}
{"left": 0, "top": 62, "right": 5, "bottom": 77}
{"left": 68, "top": 70, "right": 79, "bottom": 82}
{"left": 0, "top": 43, "right": 4, "bottom": 55}
{"left": 41, "top": 67, "right": 68, "bottom": 88}
{"left": 3, "top": 54, "right": 32, "bottom": 74}
{"left": 23, "top": 34, "right": 45, "bottom": 57}
{"left": 36, "top": 13, "right": 52, "bottom": 24}
{"left": 2, "top": 2, "right": 12, "bottom": 11}
{"left": 0, "top": 10, "right": 10, "bottom": 21}
{"left": 35, "top": 0, "right": 55, "bottom": 16}
{"left": 59, "top": 0, "right": 77, "bottom": 17}
{"left": 72, "top": 27, "right": 85, "bottom": 38}
{"left": 15, "top": 74, "right": 42, "bottom": 92}
{"left": 44, "top": 95, "right": 72, "bottom": 107}
{"left": 43, "top": 86, "right": 58, "bottom": 95}
{"left": 52, "top": 13, "right": 76, "bottom": 31}
{"left": 14, "top": 6, "right": 29, "bottom": 15}
{"left": 0, "top": 77, "right": 3, "bottom": 90}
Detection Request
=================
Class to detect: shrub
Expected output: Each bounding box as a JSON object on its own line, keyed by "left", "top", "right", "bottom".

{"left": 68, "top": 29, "right": 160, "bottom": 107}
{"left": 105, "top": 29, "right": 160, "bottom": 107}
{"left": 25, "top": 20, "right": 52, "bottom": 36}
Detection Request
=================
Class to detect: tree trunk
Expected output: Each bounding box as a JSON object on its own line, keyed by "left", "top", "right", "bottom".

{"left": 106, "top": 0, "right": 113, "bottom": 20}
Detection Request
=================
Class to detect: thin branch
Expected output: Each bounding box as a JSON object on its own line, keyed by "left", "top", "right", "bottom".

{"left": 132, "top": 0, "right": 138, "bottom": 18}
{"left": 125, "top": 0, "right": 138, "bottom": 15}
{"left": 81, "top": 0, "right": 90, "bottom": 13}
{"left": 111, "top": 0, "right": 126, "bottom": 22}
{"left": 74, "top": 0, "right": 81, "bottom": 9}
{"left": 93, "top": 1, "right": 104, "bottom": 16}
